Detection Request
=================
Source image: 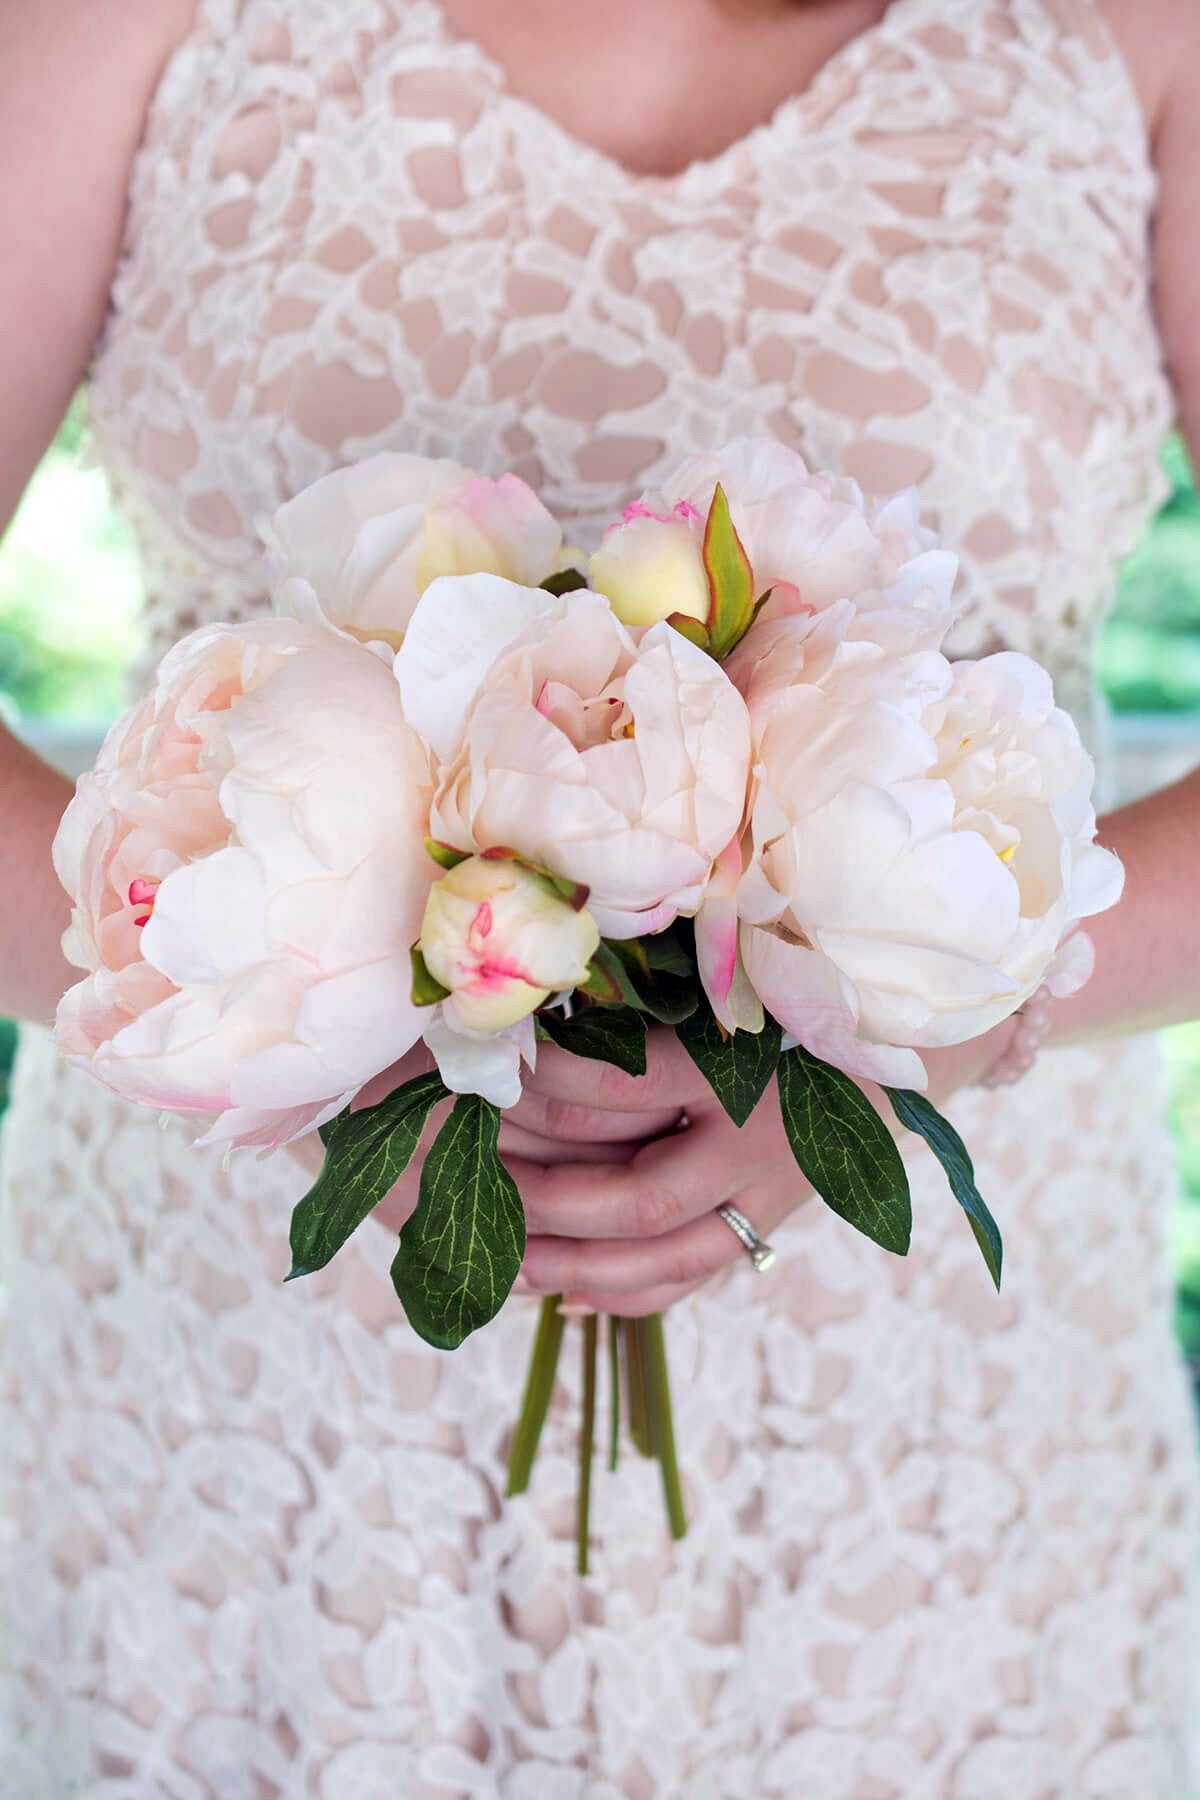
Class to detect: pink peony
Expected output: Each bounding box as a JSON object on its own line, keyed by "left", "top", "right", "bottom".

{"left": 395, "top": 575, "right": 752, "bottom": 940}
{"left": 53, "top": 618, "right": 435, "bottom": 1148}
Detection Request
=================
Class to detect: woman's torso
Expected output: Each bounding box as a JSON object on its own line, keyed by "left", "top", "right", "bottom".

{"left": 89, "top": 0, "right": 1172, "bottom": 751}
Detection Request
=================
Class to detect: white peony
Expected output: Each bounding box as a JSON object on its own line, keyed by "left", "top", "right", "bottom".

{"left": 737, "top": 650, "right": 1122, "bottom": 1088}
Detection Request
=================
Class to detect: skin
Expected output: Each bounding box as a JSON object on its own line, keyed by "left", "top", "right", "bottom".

{"left": 3, "top": 0, "right": 1200, "bottom": 1316}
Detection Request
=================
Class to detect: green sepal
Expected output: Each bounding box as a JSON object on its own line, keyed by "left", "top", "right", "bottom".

{"left": 391, "top": 1093, "right": 526, "bottom": 1350}
{"left": 666, "top": 612, "right": 710, "bottom": 650}
{"left": 478, "top": 846, "right": 590, "bottom": 913}
{"left": 410, "top": 944, "right": 451, "bottom": 1007}
{"left": 538, "top": 1004, "right": 648, "bottom": 1078}
{"left": 701, "top": 483, "right": 757, "bottom": 661}
{"left": 287, "top": 1070, "right": 450, "bottom": 1279}
{"left": 886, "top": 1087, "right": 1003, "bottom": 1290}
{"left": 540, "top": 567, "right": 590, "bottom": 596}
{"left": 674, "top": 999, "right": 782, "bottom": 1127}
{"left": 424, "top": 837, "right": 471, "bottom": 871}
{"left": 776, "top": 1045, "right": 912, "bottom": 1255}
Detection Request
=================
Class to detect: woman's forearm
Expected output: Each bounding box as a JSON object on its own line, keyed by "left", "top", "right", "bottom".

{"left": 0, "top": 723, "right": 75, "bottom": 1025}
{"left": 1051, "top": 762, "right": 1200, "bottom": 1045}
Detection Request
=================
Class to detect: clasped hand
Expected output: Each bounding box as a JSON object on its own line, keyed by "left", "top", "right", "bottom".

{"left": 303, "top": 1018, "right": 1015, "bottom": 1318}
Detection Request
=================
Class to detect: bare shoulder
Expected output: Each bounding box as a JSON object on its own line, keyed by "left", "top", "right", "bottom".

{"left": 0, "top": 0, "right": 197, "bottom": 64}
{"left": 1096, "top": 0, "right": 1200, "bottom": 141}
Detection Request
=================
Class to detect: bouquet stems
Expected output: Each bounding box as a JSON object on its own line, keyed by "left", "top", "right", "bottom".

{"left": 577, "top": 1314, "right": 598, "bottom": 1575}
{"left": 506, "top": 1296, "right": 566, "bottom": 1496}
{"left": 506, "top": 1301, "right": 687, "bottom": 1567}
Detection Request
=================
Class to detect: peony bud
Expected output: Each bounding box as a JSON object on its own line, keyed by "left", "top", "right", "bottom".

{"left": 416, "top": 474, "right": 564, "bottom": 594}
{"left": 418, "top": 855, "right": 600, "bottom": 1033}
{"left": 589, "top": 501, "right": 710, "bottom": 630}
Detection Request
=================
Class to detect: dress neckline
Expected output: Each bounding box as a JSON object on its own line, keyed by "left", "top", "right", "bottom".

{"left": 420, "top": 0, "right": 921, "bottom": 189}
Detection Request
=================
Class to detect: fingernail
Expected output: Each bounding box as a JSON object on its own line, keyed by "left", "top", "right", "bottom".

{"left": 556, "top": 1301, "right": 597, "bottom": 1319}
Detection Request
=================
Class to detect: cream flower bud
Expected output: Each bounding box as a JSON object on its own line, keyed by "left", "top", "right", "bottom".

{"left": 589, "top": 501, "right": 710, "bottom": 630}
{"left": 419, "top": 855, "right": 600, "bottom": 1034}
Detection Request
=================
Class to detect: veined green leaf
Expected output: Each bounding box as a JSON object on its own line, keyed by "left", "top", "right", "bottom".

{"left": 886, "top": 1087, "right": 1002, "bottom": 1290}
{"left": 539, "top": 1004, "right": 648, "bottom": 1077}
{"left": 391, "top": 1094, "right": 526, "bottom": 1350}
{"left": 288, "top": 1071, "right": 449, "bottom": 1278}
{"left": 675, "top": 1000, "right": 781, "bottom": 1127}
{"left": 776, "top": 1046, "right": 911, "bottom": 1255}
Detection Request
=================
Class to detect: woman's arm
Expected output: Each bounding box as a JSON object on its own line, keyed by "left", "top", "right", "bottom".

{"left": 1051, "top": 9, "right": 1200, "bottom": 1044}
{"left": 0, "top": 0, "right": 194, "bottom": 1023}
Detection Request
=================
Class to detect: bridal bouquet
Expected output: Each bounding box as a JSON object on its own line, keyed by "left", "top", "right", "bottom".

{"left": 51, "top": 439, "right": 1121, "bottom": 1565}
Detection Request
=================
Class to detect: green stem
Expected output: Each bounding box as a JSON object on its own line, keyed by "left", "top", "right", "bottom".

{"left": 637, "top": 1313, "right": 688, "bottom": 1541}
{"left": 607, "top": 1313, "right": 621, "bottom": 1474}
{"left": 622, "top": 1316, "right": 652, "bottom": 1457}
{"left": 577, "top": 1314, "right": 598, "bottom": 1577}
{"left": 506, "top": 1295, "right": 566, "bottom": 1497}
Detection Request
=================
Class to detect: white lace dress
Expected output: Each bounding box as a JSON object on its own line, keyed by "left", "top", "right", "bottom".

{"left": 3, "top": 0, "right": 1198, "bottom": 1794}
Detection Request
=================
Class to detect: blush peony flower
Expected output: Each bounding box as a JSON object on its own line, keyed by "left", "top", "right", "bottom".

{"left": 419, "top": 853, "right": 600, "bottom": 1033}
{"left": 264, "top": 453, "right": 566, "bottom": 651}
{"left": 588, "top": 499, "right": 710, "bottom": 629}
{"left": 395, "top": 575, "right": 752, "bottom": 939}
{"left": 736, "top": 650, "right": 1122, "bottom": 1089}
{"left": 660, "top": 436, "right": 959, "bottom": 654}
{"left": 53, "top": 618, "right": 436, "bottom": 1149}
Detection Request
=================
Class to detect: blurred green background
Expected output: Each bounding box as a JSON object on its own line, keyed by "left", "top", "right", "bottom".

{"left": 3, "top": 411, "right": 1200, "bottom": 1367}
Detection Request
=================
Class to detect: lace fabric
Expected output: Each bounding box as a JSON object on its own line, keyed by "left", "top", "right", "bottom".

{"left": 3, "top": 0, "right": 1197, "bottom": 1793}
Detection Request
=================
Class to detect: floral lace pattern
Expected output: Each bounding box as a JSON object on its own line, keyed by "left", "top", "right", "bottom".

{"left": 3, "top": 0, "right": 1197, "bottom": 1793}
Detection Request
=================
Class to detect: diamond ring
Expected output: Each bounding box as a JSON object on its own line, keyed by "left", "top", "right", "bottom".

{"left": 715, "top": 1202, "right": 777, "bottom": 1273}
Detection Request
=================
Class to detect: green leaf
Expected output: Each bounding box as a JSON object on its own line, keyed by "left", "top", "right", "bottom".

{"left": 702, "top": 483, "right": 756, "bottom": 660}
{"left": 776, "top": 1046, "right": 912, "bottom": 1255}
{"left": 288, "top": 1071, "right": 449, "bottom": 1278}
{"left": 675, "top": 1000, "right": 782, "bottom": 1127}
{"left": 607, "top": 936, "right": 699, "bottom": 1025}
{"left": 539, "top": 1004, "right": 648, "bottom": 1077}
{"left": 886, "top": 1087, "right": 1003, "bottom": 1290}
{"left": 410, "top": 944, "right": 451, "bottom": 1007}
{"left": 580, "top": 942, "right": 645, "bottom": 1008}
{"left": 391, "top": 1094, "right": 526, "bottom": 1350}
{"left": 638, "top": 928, "right": 695, "bottom": 979}
{"left": 540, "top": 567, "right": 589, "bottom": 596}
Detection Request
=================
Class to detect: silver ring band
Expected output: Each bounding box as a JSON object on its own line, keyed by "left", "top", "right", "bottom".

{"left": 715, "top": 1203, "right": 777, "bottom": 1273}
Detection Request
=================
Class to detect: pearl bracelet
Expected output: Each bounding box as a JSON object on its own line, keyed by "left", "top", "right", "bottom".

{"left": 978, "top": 985, "right": 1055, "bottom": 1088}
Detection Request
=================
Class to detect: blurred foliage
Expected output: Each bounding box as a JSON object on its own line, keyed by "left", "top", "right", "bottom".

{"left": 1097, "top": 437, "right": 1200, "bottom": 713}
{"left": 0, "top": 394, "right": 143, "bottom": 726}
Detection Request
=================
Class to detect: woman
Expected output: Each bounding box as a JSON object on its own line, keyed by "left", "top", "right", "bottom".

{"left": 3, "top": 0, "right": 1200, "bottom": 1791}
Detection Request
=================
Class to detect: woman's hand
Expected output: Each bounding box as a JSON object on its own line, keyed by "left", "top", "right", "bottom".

{"left": 503, "top": 1015, "right": 1020, "bottom": 1317}
{"left": 284, "top": 1013, "right": 1018, "bottom": 1317}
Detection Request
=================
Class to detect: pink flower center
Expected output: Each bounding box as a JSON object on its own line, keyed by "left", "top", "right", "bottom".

{"left": 466, "top": 900, "right": 532, "bottom": 991}
{"left": 128, "top": 877, "right": 161, "bottom": 928}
